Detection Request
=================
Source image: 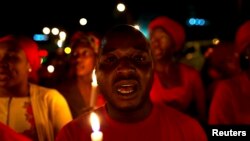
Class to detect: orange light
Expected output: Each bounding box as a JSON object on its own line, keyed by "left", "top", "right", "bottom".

{"left": 90, "top": 112, "right": 103, "bottom": 141}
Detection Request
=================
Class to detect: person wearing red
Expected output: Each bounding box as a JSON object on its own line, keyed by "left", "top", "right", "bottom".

{"left": 148, "top": 16, "right": 206, "bottom": 123}
{"left": 56, "top": 24, "right": 207, "bottom": 141}
{"left": 0, "top": 122, "right": 32, "bottom": 141}
{"left": 200, "top": 42, "right": 241, "bottom": 113}
{"left": 209, "top": 20, "right": 250, "bottom": 124}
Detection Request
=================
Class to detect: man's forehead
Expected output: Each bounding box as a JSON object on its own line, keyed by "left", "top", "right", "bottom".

{"left": 100, "top": 41, "right": 149, "bottom": 55}
{"left": 101, "top": 36, "right": 148, "bottom": 51}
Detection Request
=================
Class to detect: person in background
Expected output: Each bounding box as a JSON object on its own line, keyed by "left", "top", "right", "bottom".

{"left": 200, "top": 42, "right": 241, "bottom": 113}
{"left": 0, "top": 122, "right": 32, "bottom": 141}
{"left": 209, "top": 20, "right": 250, "bottom": 124}
{"left": 0, "top": 35, "right": 72, "bottom": 141}
{"left": 148, "top": 16, "right": 207, "bottom": 123}
{"left": 55, "top": 24, "right": 207, "bottom": 141}
{"left": 55, "top": 31, "right": 105, "bottom": 119}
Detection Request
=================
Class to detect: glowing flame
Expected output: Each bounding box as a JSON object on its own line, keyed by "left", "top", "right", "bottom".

{"left": 90, "top": 112, "right": 100, "bottom": 132}
{"left": 91, "top": 69, "right": 98, "bottom": 87}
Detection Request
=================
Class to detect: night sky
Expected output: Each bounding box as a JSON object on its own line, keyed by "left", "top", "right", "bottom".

{"left": 1, "top": 0, "right": 249, "bottom": 41}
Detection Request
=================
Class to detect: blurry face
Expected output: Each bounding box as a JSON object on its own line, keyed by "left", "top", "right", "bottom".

{"left": 96, "top": 30, "right": 154, "bottom": 112}
{"left": 209, "top": 46, "right": 241, "bottom": 79}
{"left": 149, "top": 27, "right": 174, "bottom": 60}
{"left": 71, "top": 45, "right": 96, "bottom": 77}
{"left": 0, "top": 42, "right": 29, "bottom": 88}
{"left": 211, "top": 54, "right": 239, "bottom": 78}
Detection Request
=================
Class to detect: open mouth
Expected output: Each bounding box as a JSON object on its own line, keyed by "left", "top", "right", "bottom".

{"left": 115, "top": 80, "right": 138, "bottom": 96}
{"left": 117, "top": 84, "right": 136, "bottom": 94}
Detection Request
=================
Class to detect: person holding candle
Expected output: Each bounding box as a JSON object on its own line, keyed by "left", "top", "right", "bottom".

{"left": 56, "top": 24, "right": 207, "bottom": 141}
{"left": 55, "top": 31, "right": 105, "bottom": 119}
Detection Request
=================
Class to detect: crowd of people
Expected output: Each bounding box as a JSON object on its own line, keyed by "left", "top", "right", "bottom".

{"left": 0, "top": 15, "right": 249, "bottom": 141}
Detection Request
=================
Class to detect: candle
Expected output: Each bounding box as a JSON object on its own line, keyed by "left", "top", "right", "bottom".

{"left": 90, "top": 69, "right": 98, "bottom": 108}
{"left": 90, "top": 112, "right": 103, "bottom": 141}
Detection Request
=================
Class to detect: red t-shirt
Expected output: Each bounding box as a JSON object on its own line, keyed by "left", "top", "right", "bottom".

{"left": 56, "top": 103, "right": 207, "bottom": 141}
{"left": 209, "top": 72, "right": 250, "bottom": 124}
{"left": 150, "top": 63, "right": 206, "bottom": 122}
{"left": 0, "top": 122, "right": 32, "bottom": 141}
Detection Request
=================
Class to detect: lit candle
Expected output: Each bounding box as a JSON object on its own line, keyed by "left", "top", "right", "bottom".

{"left": 90, "top": 112, "right": 103, "bottom": 141}
{"left": 90, "top": 69, "right": 98, "bottom": 108}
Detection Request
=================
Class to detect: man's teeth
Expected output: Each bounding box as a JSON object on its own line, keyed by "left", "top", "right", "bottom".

{"left": 117, "top": 85, "right": 134, "bottom": 94}
{"left": 117, "top": 89, "right": 133, "bottom": 94}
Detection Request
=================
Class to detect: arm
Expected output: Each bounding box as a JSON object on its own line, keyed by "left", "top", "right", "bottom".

{"left": 48, "top": 89, "right": 73, "bottom": 136}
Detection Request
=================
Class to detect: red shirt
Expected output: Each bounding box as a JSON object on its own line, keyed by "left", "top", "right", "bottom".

{"left": 0, "top": 122, "right": 32, "bottom": 141}
{"left": 150, "top": 63, "right": 206, "bottom": 122}
{"left": 56, "top": 103, "right": 207, "bottom": 141}
{"left": 209, "top": 72, "right": 250, "bottom": 124}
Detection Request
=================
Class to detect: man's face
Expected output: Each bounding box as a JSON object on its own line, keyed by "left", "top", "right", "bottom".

{"left": 96, "top": 27, "right": 154, "bottom": 112}
{"left": 0, "top": 42, "right": 29, "bottom": 88}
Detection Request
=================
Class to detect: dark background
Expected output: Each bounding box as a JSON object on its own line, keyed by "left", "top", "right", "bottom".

{"left": 0, "top": 0, "right": 249, "bottom": 41}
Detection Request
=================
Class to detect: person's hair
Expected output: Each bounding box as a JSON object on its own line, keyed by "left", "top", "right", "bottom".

{"left": 100, "top": 24, "right": 150, "bottom": 55}
{"left": 70, "top": 31, "right": 100, "bottom": 54}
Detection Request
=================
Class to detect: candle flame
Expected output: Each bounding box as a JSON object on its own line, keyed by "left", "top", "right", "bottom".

{"left": 91, "top": 69, "right": 98, "bottom": 87}
{"left": 90, "top": 112, "right": 100, "bottom": 132}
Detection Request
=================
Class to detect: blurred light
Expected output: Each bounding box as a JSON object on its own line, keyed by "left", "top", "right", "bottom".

{"left": 59, "top": 31, "right": 67, "bottom": 40}
{"left": 33, "top": 34, "right": 48, "bottom": 41}
{"left": 141, "top": 30, "right": 149, "bottom": 39}
{"left": 57, "top": 39, "right": 64, "bottom": 48}
{"left": 187, "top": 18, "right": 207, "bottom": 26}
{"left": 79, "top": 18, "right": 87, "bottom": 26}
{"left": 212, "top": 38, "right": 220, "bottom": 45}
{"left": 133, "top": 20, "right": 148, "bottom": 38}
{"left": 197, "top": 19, "right": 205, "bottom": 26}
{"left": 204, "top": 47, "right": 214, "bottom": 58}
{"left": 188, "top": 18, "right": 196, "bottom": 25}
{"left": 47, "top": 65, "right": 55, "bottom": 73}
{"left": 40, "top": 58, "right": 43, "bottom": 64}
{"left": 133, "top": 24, "right": 140, "bottom": 30}
{"left": 41, "top": 57, "right": 47, "bottom": 64}
{"left": 64, "top": 47, "right": 71, "bottom": 54}
{"left": 117, "top": 3, "right": 125, "bottom": 12}
{"left": 51, "top": 27, "right": 59, "bottom": 35}
{"left": 42, "top": 27, "right": 50, "bottom": 35}
{"left": 38, "top": 49, "right": 48, "bottom": 57}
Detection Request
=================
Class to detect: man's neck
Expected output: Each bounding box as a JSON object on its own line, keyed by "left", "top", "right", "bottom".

{"left": 106, "top": 100, "right": 153, "bottom": 123}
